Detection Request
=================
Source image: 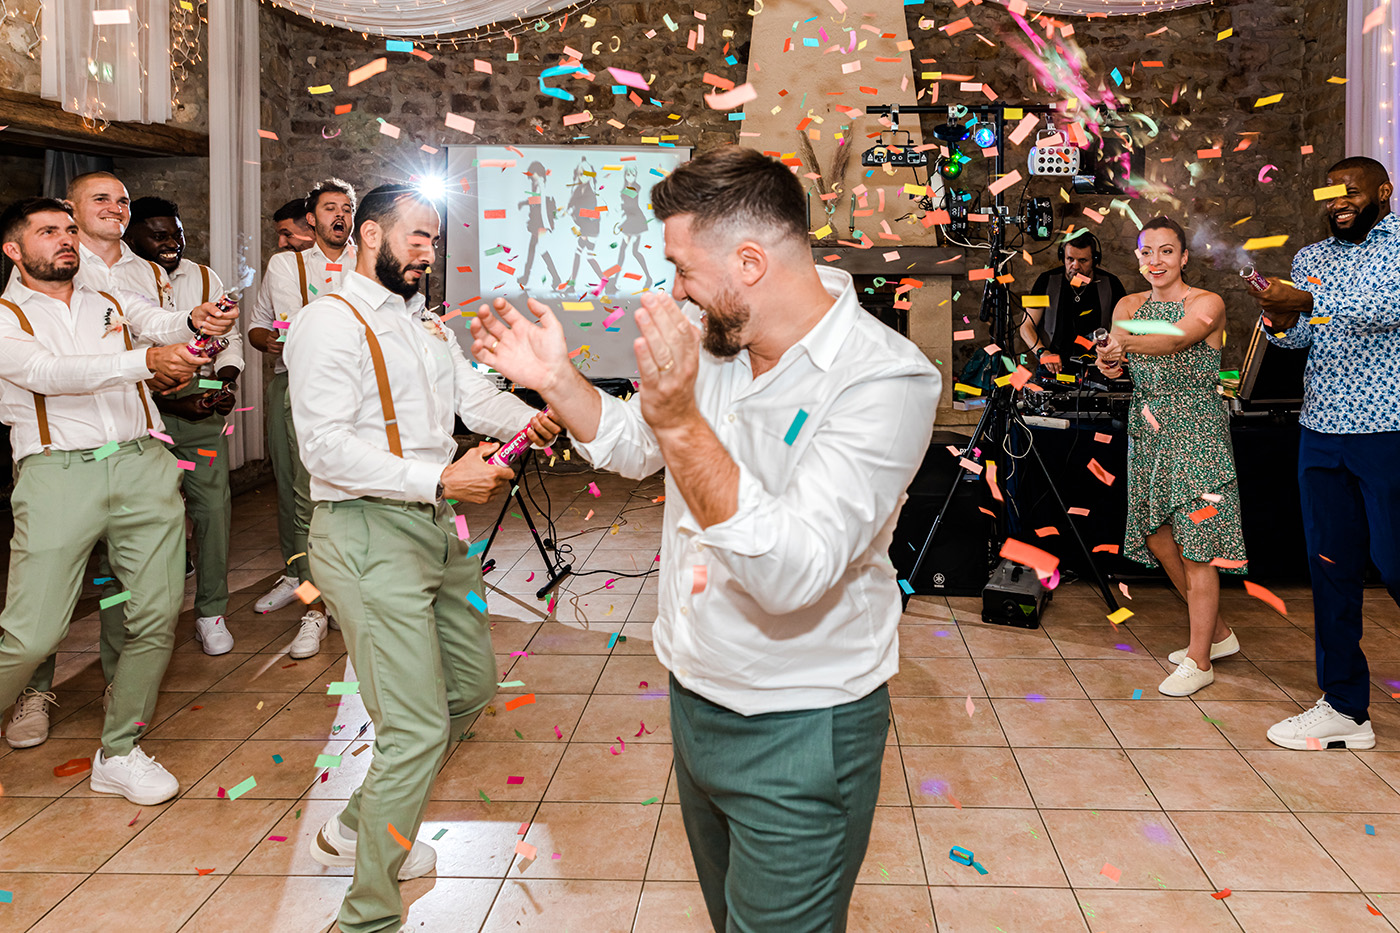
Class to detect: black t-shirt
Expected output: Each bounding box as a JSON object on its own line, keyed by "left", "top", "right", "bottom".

{"left": 1029, "top": 269, "right": 1127, "bottom": 359}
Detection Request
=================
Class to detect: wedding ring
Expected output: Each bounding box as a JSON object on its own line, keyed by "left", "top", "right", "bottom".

{"left": 658, "top": 360, "right": 675, "bottom": 373}
{"left": 490, "top": 339, "right": 499, "bottom": 351}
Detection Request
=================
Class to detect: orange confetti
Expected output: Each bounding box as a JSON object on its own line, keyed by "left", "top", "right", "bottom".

{"left": 999, "top": 538, "right": 1059, "bottom": 575}
{"left": 1243, "top": 580, "right": 1286, "bottom": 615}
{"left": 505, "top": 694, "right": 536, "bottom": 712}
{"left": 1087, "top": 459, "right": 1116, "bottom": 486}
{"left": 294, "top": 581, "right": 321, "bottom": 604}
{"left": 1188, "top": 505, "right": 1218, "bottom": 524}
{"left": 387, "top": 822, "right": 413, "bottom": 850}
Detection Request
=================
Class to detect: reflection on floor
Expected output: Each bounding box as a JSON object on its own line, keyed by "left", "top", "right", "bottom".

{"left": 2, "top": 470, "right": 1400, "bottom": 932}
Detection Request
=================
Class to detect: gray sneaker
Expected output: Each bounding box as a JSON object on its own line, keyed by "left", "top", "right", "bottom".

{"left": 5, "top": 688, "right": 57, "bottom": 748}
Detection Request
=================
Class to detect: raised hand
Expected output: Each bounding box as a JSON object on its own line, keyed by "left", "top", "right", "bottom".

{"left": 526, "top": 409, "right": 562, "bottom": 446}
{"left": 633, "top": 291, "right": 701, "bottom": 434}
{"left": 471, "top": 296, "right": 573, "bottom": 392}
{"left": 146, "top": 344, "right": 208, "bottom": 393}
{"left": 192, "top": 300, "right": 238, "bottom": 336}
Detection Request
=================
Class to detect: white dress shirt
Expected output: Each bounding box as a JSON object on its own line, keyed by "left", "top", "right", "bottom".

{"left": 0, "top": 279, "right": 194, "bottom": 458}
{"left": 285, "top": 271, "right": 539, "bottom": 503}
{"left": 120, "top": 257, "right": 246, "bottom": 377}
{"left": 573, "top": 266, "right": 942, "bottom": 716}
{"left": 251, "top": 242, "right": 356, "bottom": 374}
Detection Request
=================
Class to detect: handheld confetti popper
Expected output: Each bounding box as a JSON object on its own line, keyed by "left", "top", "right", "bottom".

{"left": 190, "top": 291, "right": 239, "bottom": 410}
{"left": 487, "top": 407, "right": 550, "bottom": 468}
{"left": 1239, "top": 267, "right": 1269, "bottom": 292}
{"left": 1091, "top": 327, "right": 1123, "bottom": 377}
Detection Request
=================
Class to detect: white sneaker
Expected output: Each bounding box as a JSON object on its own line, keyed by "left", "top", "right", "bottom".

{"left": 5, "top": 688, "right": 57, "bottom": 748}
{"left": 1168, "top": 631, "right": 1240, "bottom": 665}
{"left": 288, "top": 610, "right": 328, "bottom": 659}
{"left": 193, "top": 615, "right": 234, "bottom": 656}
{"left": 1158, "top": 656, "right": 1215, "bottom": 697}
{"left": 328, "top": 616, "right": 340, "bottom": 631}
{"left": 101, "top": 683, "right": 112, "bottom": 713}
{"left": 1267, "top": 698, "right": 1376, "bottom": 750}
{"left": 89, "top": 745, "right": 179, "bottom": 804}
{"left": 254, "top": 574, "right": 301, "bottom": 614}
{"left": 309, "top": 814, "right": 436, "bottom": 880}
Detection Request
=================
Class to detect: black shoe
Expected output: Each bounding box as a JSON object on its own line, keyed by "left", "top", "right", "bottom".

{"left": 185, "top": 553, "right": 195, "bottom": 577}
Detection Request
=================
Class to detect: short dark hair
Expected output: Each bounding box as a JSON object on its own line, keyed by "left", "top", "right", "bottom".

{"left": 651, "top": 146, "right": 807, "bottom": 245}
{"left": 66, "top": 170, "right": 124, "bottom": 200}
{"left": 274, "top": 198, "right": 309, "bottom": 223}
{"left": 306, "top": 177, "right": 357, "bottom": 214}
{"left": 1, "top": 197, "right": 74, "bottom": 244}
{"left": 1139, "top": 215, "right": 1187, "bottom": 250}
{"left": 1328, "top": 156, "right": 1391, "bottom": 188}
{"left": 354, "top": 183, "right": 432, "bottom": 240}
{"left": 129, "top": 196, "right": 180, "bottom": 226}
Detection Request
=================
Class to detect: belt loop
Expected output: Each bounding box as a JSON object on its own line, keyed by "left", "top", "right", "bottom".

{"left": 61, "top": 450, "right": 72, "bottom": 469}
{"left": 133, "top": 436, "right": 146, "bottom": 453}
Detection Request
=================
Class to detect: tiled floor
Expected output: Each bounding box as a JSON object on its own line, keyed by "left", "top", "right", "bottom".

{"left": 3, "top": 470, "right": 1400, "bottom": 932}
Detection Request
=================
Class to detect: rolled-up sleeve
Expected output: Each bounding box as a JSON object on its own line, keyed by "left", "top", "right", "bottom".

{"left": 571, "top": 387, "right": 665, "bottom": 479}
{"left": 123, "top": 289, "right": 194, "bottom": 346}
{"left": 692, "top": 368, "right": 941, "bottom": 616}
{"left": 0, "top": 319, "right": 149, "bottom": 394}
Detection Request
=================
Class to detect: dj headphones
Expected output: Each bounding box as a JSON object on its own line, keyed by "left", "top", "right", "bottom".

{"left": 1058, "top": 231, "right": 1102, "bottom": 265}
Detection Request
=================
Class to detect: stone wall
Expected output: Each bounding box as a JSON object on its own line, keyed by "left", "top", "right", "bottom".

{"left": 0, "top": 0, "right": 41, "bottom": 95}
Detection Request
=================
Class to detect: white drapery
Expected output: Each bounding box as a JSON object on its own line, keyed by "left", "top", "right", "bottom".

{"left": 40, "top": 0, "right": 172, "bottom": 124}
{"left": 208, "top": 0, "right": 263, "bottom": 468}
{"left": 263, "top": 0, "right": 579, "bottom": 36}
{"left": 1346, "top": 0, "right": 1400, "bottom": 182}
{"left": 1023, "top": 0, "right": 1213, "bottom": 12}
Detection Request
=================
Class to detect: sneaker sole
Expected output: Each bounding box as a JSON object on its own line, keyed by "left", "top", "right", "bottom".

{"left": 308, "top": 829, "right": 436, "bottom": 880}
{"left": 1266, "top": 730, "right": 1377, "bottom": 751}
{"left": 5, "top": 732, "right": 48, "bottom": 749}
{"left": 89, "top": 774, "right": 179, "bottom": 806}
{"left": 193, "top": 631, "right": 234, "bottom": 657}
{"left": 254, "top": 599, "right": 297, "bottom": 615}
{"left": 287, "top": 643, "right": 323, "bottom": 660}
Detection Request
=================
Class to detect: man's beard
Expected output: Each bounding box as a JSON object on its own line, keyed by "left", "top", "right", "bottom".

{"left": 23, "top": 249, "right": 78, "bottom": 282}
{"left": 318, "top": 219, "right": 350, "bottom": 249}
{"left": 1329, "top": 200, "right": 1381, "bottom": 242}
{"left": 376, "top": 248, "right": 427, "bottom": 299}
{"left": 700, "top": 285, "right": 750, "bottom": 359}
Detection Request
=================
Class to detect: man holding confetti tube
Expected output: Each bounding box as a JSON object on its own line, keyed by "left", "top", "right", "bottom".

{"left": 472, "top": 147, "right": 941, "bottom": 933}
{"left": 0, "top": 197, "right": 238, "bottom": 803}
{"left": 286, "top": 183, "right": 556, "bottom": 933}
{"left": 1252, "top": 156, "right": 1400, "bottom": 751}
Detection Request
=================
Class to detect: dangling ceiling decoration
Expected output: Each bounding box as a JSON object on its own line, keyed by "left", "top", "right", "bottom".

{"left": 263, "top": 0, "right": 595, "bottom": 38}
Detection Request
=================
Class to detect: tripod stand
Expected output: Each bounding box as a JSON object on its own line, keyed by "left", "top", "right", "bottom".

{"left": 478, "top": 449, "right": 573, "bottom": 601}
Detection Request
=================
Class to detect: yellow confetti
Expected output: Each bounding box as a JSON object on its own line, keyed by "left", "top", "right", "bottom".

{"left": 560, "top": 302, "right": 596, "bottom": 311}
{"left": 1309, "top": 316, "right": 1332, "bottom": 324}
{"left": 1243, "top": 235, "right": 1289, "bottom": 250}
{"left": 954, "top": 383, "right": 983, "bottom": 396}
{"left": 1327, "top": 76, "right": 1348, "bottom": 84}
{"left": 1217, "top": 27, "right": 1233, "bottom": 40}
{"left": 1005, "top": 107, "right": 1023, "bottom": 120}
{"left": 1254, "top": 93, "right": 1283, "bottom": 107}
{"left": 1107, "top": 607, "right": 1134, "bottom": 624}
{"left": 1313, "top": 184, "right": 1347, "bottom": 200}
{"left": 308, "top": 85, "right": 333, "bottom": 95}
{"left": 812, "top": 224, "right": 833, "bottom": 239}
{"left": 1021, "top": 295, "right": 1050, "bottom": 308}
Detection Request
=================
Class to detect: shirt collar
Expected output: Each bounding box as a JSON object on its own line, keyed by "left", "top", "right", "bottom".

{"left": 1, "top": 276, "right": 105, "bottom": 308}
{"left": 1332, "top": 210, "right": 1399, "bottom": 247}
{"left": 789, "top": 266, "right": 859, "bottom": 372}
{"left": 78, "top": 239, "right": 143, "bottom": 271}
{"left": 339, "top": 270, "right": 425, "bottom": 317}
{"left": 309, "top": 240, "right": 355, "bottom": 267}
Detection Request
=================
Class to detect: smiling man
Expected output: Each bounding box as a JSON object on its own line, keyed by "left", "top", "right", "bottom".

{"left": 1252, "top": 155, "right": 1400, "bottom": 751}
{"left": 471, "top": 146, "right": 941, "bottom": 933}
{"left": 248, "top": 177, "right": 357, "bottom": 655}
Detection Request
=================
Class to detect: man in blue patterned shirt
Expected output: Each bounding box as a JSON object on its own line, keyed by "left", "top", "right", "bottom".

{"left": 1252, "top": 156, "right": 1400, "bottom": 751}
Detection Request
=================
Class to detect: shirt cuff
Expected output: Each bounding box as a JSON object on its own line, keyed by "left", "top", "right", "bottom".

{"left": 569, "top": 387, "right": 624, "bottom": 463}
{"left": 123, "top": 347, "right": 153, "bottom": 381}
{"left": 404, "top": 458, "right": 443, "bottom": 504}
{"left": 693, "top": 463, "right": 774, "bottom": 558}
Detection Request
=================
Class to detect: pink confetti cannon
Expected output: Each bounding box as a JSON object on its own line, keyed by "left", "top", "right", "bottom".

{"left": 1091, "top": 327, "right": 1122, "bottom": 377}
{"left": 1239, "top": 267, "right": 1269, "bottom": 292}
{"left": 186, "top": 290, "right": 238, "bottom": 359}
{"left": 487, "top": 407, "right": 549, "bottom": 467}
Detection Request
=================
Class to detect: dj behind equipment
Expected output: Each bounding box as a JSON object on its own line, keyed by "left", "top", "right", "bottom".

{"left": 1018, "top": 231, "right": 1127, "bottom": 379}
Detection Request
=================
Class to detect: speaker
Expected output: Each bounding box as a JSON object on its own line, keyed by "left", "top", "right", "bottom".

{"left": 1239, "top": 321, "right": 1307, "bottom": 407}
{"left": 890, "top": 431, "right": 994, "bottom": 597}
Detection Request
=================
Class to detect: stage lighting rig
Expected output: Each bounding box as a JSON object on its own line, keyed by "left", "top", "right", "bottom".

{"left": 861, "top": 129, "right": 929, "bottom": 168}
{"left": 971, "top": 121, "right": 998, "bottom": 150}
{"left": 936, "top": 150, "right": 968, "bottom": 180}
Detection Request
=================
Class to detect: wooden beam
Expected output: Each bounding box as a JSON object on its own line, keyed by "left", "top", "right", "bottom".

{"left": 0, "top": 88, "right": 208, "bottom": 158}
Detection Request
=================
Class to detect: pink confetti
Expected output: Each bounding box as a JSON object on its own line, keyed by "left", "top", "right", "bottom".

{"left": 1258, "top": 164, "right": 1277, "bottom": 183}
{"left": 148, "top": 429, "right": 173, "bottom": 443}
{"left": 606, "top": 66, "right": 650, "bottom": 90}
{"left": 1101, "top": 862, "right": 1122, "bottom": 882}
{"left": 454, "top": 515, "right": 469, "bottom": 541}
{"left": 506, "top": 776, "right": 524, "bottom": 785}
{"left": 553, "top": 725, "right": 563, "bottom": 739}
{"left": 267, "top": 835, "right": 288, "bottom": 842}
{"left": 128, "top": 810, "right": 142, "bottom": 826}
{"left": 704, "top": 83, "right": 758, "bottom": 110}
{"left": 588, "top": 482, "right": 601, "bottom": 497}
{"left": 526, "top": 572, "right": 535, "bottom": 582}
{"left": 692, "top": 565, "right": 707, "bottom": 594}
{"left": 965, "top": 696, "right": 976, "bottom": 717}
{"left": 175, "top": 460, "right": 196, "bottom": 470}
{"left": 636, "top": 720, "right": 653, "bottom": 737}
{"left": 639, "top": 681, "right": 648, "bottom": 689}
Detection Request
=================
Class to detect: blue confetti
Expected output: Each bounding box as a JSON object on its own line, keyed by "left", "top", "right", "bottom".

{"left": 466, "top": 539, "right": 487, "bottom": 558}
{"left": 386, "top": 39, "right": 413, "bottom": 53}
{"left": 1131, "top": 688, "right": 1143, "bottom": 700}
{"left": 1366, "top": 824, "right": 1376, "bottom": 835}
{"left": 466, "top": 591, "right": 488, "bottom": 613}
{"left": 898, "top": 579, "right": 914, "bottom": 595}
{"left": 1111, "top": 67, "right": 1124, "bottom": 85}
{"left": 783, "top": 409, "right": 809, "bottom": 445}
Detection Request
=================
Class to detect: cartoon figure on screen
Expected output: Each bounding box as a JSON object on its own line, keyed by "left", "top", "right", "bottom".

{"left": 566, "top": 156, "right": 605, "bottom": 288}
{"left": 613, "top": 166, "right": 653, "bottom": 289}
{"left": 518, "top": 161, "right": 563, "bottom": 290}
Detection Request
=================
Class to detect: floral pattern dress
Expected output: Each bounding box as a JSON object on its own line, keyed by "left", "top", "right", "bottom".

{"left": 1123, "top": 294, "right": 1248, "bottom": 573}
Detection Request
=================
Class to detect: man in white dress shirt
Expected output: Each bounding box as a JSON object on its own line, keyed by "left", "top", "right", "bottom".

{"left": 248, "top": 178, "right": 357, "bottom": 657}
{"left": 473, "top": 147, "right": 941, "bottom": 933}
{"left": 287, "top": 184, "right": 556, "bottom": 933}
{"left": 124, "top": 196, "right": 244, "bottom": 655}
{"left": 0, "top": 197, "right": 238, "bottom": 803}
{"left": 273, "top": 198, "right": 314, "bottom": 253}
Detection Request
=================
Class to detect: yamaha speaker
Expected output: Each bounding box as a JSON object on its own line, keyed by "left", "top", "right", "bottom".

{"left": 890, "top": 431, "right": 994, "bottom": 597}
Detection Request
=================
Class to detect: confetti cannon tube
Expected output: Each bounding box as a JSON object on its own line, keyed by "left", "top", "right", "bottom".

{"left": 1091, "top": 327, "right": 1122, "bottom": 377}
{"left": 487, "top": 407, "right": 549, "bottom": 467}
{"left": 1239, "top": 266, "right": 1269, "bottom": 292}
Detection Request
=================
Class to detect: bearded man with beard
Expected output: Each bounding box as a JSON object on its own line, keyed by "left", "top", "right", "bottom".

{"left": 471, "top": 146, "right": 942, "bottom": 933}
{"left": 1252, "top": 156, "right": 1400, "bottom": 752}
{"left": 285, "top": 184, "right": 558, "bottom": 933}
{"left": 248, "top": 177, "right": 357, "bottom": 658}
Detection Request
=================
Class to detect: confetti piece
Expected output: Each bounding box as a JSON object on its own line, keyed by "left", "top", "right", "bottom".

{"left": 607, "top": 67, "right": 650, "bottom": 90}
{"left": 1107, "top": 607, "right": 1134, "bottom": 624}
{"left": 506, "top": 776, "right": 525, "bottom": 785}
{"left": 445, "top": 113, "right": 476, "bottom": 134}
{"left": 196, "top": 868, "right": 214, "bottom": 875}
{"left": 227, "top": 776, "right": 257, "bottom": 800}
{"left": 1212, "top": 888, "right": 1231, "bottom": 899}
{"left": 1243, "top": 580, "right": 1286, "bottom": 615}
{"left": 272, "top": 754, "right": 283, "bottom": 764}
{"left": 1254, "top": 93, "right": 1283, "bottom": 107}
{"left": 515, "top": 839, "right": 538, "bottom": 860}
{"left": 1189, "top": 505, "right": 1218, "bottom": 524}
{"left": 387, "top": 822, "right": 412, "bottom": 850}
{"left": 99, "top": 591, "right": 131, "bottom": 610}
{"left": 148, "top": 429, "right": 174, "bottom": 443}
{"left": 1307, "top": 736, "right": 1323, "bottom": 750}
{"left": 53, "top": 757, "right": 91, "bottom": 777}
{"left": 293, "top": 581, "right": 320, "bottom": 604}
{"left": 432, "top": 828, "right": 448, "bottom": 840}
{"left": 988, "top": 170, "right": 1022, "bottom": 197}
{"left": 965, "top": 696, "right": 976, "bottom": 717}
{"left": 641, "top": 796, "right": 659, "bottom": 806}
{"left": 1087, "top": 459, "right": 1116, "bottom": 486}
{"left": 1366, "top": 824, "right": 1376, "bottom": 835}
{"left": 999, "top": 538, "right": 1059, "bottom": 576}
{"left": 588, "top": 482, "right": 601, "bottom": 497}
{"left": 899, "top": 579, "right": 915, "bottom": 595}
{"left": 1132, "top": 689, "right": 1143, "bottom": 700}
{"left": 1100, "top": 862, "right": 1122, "bottom": 882}
{"left": 949, "top": 846, "right": 974, "bottom": 865}
{"left": 784, "top": 409, "right": 809, "bottom": 445}
{"left": 1368, "top": 904, "right": 1383, "bottom": 916}
{"left": 1313, "top": 184, "right": 1347, "bottom": 200}
{"left": 315, "top": 754, "right": 342, "bottom": 768}
{"left": 385, "top": 39, "right": 413, "bottom": 52}
{"left": 691, "top": 565, "right": 707, "bottom": 594}
{"left": 1116, "top": 319, "right": 1185, "bottom": 336}
{"left": 348, "top": 58, "right": 387, "bottom": 86}
{"left": 307, "top": 85, "right": 332, "bottom": 95}
{"left": 505, "top": 694, "right": 536, "bottom": 712}
{"left": 327, "top": 682, "right": 359, "bottom": 695}
{"left": 704, "top": 83, "right": 758, "bottom": 110}
{"left": 92, "top": 440, "right": 121, "bottom": 461}
{"left": 1243, "top": 236, "right": 1289, "bottom": 250}
{"left": 466, "top": 591, "right": 488, "bottom": 613}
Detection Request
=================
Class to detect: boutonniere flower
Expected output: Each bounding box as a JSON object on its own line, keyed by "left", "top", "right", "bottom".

{"left": 420, "top": 314, "right": 449, "bottom": 342}
{"left": 102, "top": 307, "right": 127, "bottom": 337}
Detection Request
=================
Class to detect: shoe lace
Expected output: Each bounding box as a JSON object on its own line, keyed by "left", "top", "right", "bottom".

{"left": 1288, "top": 702, "right": 1333, "bottom": 728}
{"left": 17, "top": 690, "right": 57, "bottom": 715}
{"left": 122, "top": 746, "right": 161, "bottom": 778}
{"left": 298, "top": 611, "right": 325, "bottom": 634}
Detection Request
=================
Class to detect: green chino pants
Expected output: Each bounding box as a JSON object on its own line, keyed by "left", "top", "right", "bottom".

{"left": 307, "top": 497, "right": 496, "bottom": 933}
{"left": 0, "top": 440, "right": 184, "bottom": 756}
{"left": 670, "top": 676, "right": 891, "bottom": 933}
{"left": 163, "top": 403, "right": 231, "bottom": 618}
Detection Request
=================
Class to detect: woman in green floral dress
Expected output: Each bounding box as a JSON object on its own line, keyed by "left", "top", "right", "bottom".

{"left": 1096, "top": 216, "right": 1248, "bottom": 697}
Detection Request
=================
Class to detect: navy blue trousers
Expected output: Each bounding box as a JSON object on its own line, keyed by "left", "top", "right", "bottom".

{"left": 1298, "top": 427, "right": 1400, "bottom": 723}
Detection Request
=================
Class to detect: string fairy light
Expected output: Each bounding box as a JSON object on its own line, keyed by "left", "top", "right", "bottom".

{"left": 258, "top": 0, "right": 606, "bottom": 50}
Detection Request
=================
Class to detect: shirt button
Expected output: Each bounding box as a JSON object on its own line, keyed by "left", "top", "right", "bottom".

{"left": 726, "top": 413, "right": 736, "bottom": 423}
{"left": 680, "top": 607, "right": 688, "bottom": 615}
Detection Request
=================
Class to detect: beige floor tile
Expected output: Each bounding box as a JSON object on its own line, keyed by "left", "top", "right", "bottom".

{"left": 959, "top": 622, "right": 1062, "bottom": 659}
{"left": 1233, "top": 625, "right": 1317, "bottom": 662}
{"left": 614, "top": 622, "right": 657, "bottom": 653}
{"left": 900, "top": 746, "right": 1033, "bottom": 808}
{"left": 1042, "top": 809, "right": 1211, "bottom": 890}
{"left": 234, "top": 797, "right": 355, "bottom": 877}
{"left": 247, "top": 691, "right": 373, "bottom": 742}
{"left": 928, "top": 886, "right": 1089, "bottom": 932}
{"left": 1296, "top": 812, "right": 1400, "bottom": 892}
{"left": 914, "top": 807, "right": 1067, "bottom": 887}
{"left": 1067, "top": 659, "right": 1177, "bottom": 701}
{"left": 1193, "top": 660, "right": 1293, "bottom": 702}
{"left": 1359, "top": 751, "right": 1400, "bottom": 795}
{"left": 0, "top": 796, "right": 52, "bottom": 841}
{"left": 1223, "top": 892, "right": 1393, "bottom": 933}
{"left": 184, "top": 739, "right": 347, "bottom": 800}
{"left": 878, "top": 744, "right": 910, "bottom": 806}
{"left": 1071, "top": 889, "right": 1241, "bottom": 932}
{"left": 646, "top": 804, "right": 698, "bottom": 882}
{"left": 179, "top": 875, "right": 345, "bottom": 932}
{"left": 571, "top": 693, "right": 670, "bottom": 745}
{"left": 147, "top": 648, "right": 247, "bottom": 693}
{"left": 991, "top": 697, "right": 1120, "bottom": 750}
{"left": 145, "top": 691, "right": 291, "bottom": 741}
{"left": 469, "top": 691, "right": 589, "bottom": 744}
{"left": 487, "top": 620, "right": 544, "bottom": 654}
{"left": 1192, "top": 698, "right": 1308, "bottom": 750}
{"left": 857, "top": 806, "right": 926, "bottom": 885}
{"left": 1016, "top": 748, "right": 1156, "bottom": 809}
{"left": 0, "top": 739, "right": 108, "bottom": 797}
{"left": 847, "top": 883, "right": 936, "bottom": 932}
{"left": 0, "top": 797, "right": 158, "bottom": 872}
{"left": 0, "top": 873, "right": 86, "bottom": 931}
{"left": 522, "top": 622, "right": 618, "bottom": 655}
{"left": 593, "top": 654, "right": 670, "bottom": 695}
{"left": 514, "top": 800, "right": 659, "bottom": 880}
{"left": 27, "top": 871, "right": 219, "bottom": 933}
{"left": 1170, "top": 810, "right": 1356, "bottom": 892}
{"left": 211, "top": 650, "right": 343, "bottom": 694}
{"left": 896, "top": 623, "right": 970, "bottom": 658}
{"left": 1126, "top": 749, "right": 1286, "bottom": 811}
{"left": 888, "top": 657, "right": 985, "bottom": 697}
{"left": 1241, "top": 750, "right": 1400, "bottom": 812}
{"left": 543, "top": 742, "right": 671, "bottom": 803}
{"left": 890, "top": 697, "right": 1008, "bottom": 746}
{"left": 419, "top": 798, "right": 539, "bottom": 878}
{"left": 501, "top": 651, "right": 606, "bottom": 695}
{"left": 397, "top": 876, "right": 499, "bottom": 930}
{"left": 481, "top": 878, "right": 641, "bottom": 933}
{"left": 1092, "top": 698, "right": 1231, "bottom": 748}
{"left": 99, "top": 797, "right": 288, "bottom": 874}
{"left": 976, "top": 658, "right": 1088, "bottom": 699}
{"left": 632, "top": 881, "right": 715, "bottom": 932}
{"left": 1252, "top": 660, "right": 1328, "bottom": 703}
{"left": 434, "top": 741, "right": 566, "bottom": 802}
{"left": 1045, "top": 624, "right": 1149, "bottom": 660}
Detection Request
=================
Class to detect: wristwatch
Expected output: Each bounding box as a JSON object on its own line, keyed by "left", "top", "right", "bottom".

{"left": 187, "top": 312, "right": 199, "bottom": 334}
{"left": 435, "top": 480, "right": 445, "bottom": 501}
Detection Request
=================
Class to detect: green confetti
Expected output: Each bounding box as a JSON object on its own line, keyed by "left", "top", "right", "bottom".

{"left": 497, "top": 680, "right": 525, "bottom": 688}
{"left": 92, "top": 440, "right": 122, "bottom": 461}
{"left": 227, "top": 775, "right": 257, "bottom": 800}
{"left": 432, "top": 828, "right": 448, "bottom": 840}
{"left": 99, "top": 591, "right": 131, "bottom": 610}
{"left": 641, "top": 796, "right": 659, "bottom": 806}
{"left": 326, "top": 681, "right": 359, "bottom": 695}
{"left": 1114, "top": 319, "right": 1186, "bottom": 336}
{"left": 478, "top": 789, "right": 491, "bottom": 802}
{"left": 514, "top": 729, "right": 524, "bottom": 739}
{"left": 197, "top": 378, "right": 224, "bottom": 389}
{"left": 315, "top": 754, "right": 343, "bottom": 768}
